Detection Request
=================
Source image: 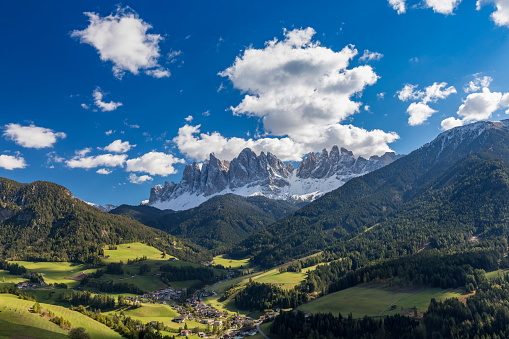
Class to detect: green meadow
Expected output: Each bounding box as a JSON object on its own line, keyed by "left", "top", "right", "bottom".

{"left": 298, "top": 284, "right": 464, "bottom": 318}
{"left": 212, "top": 255, "right": 250, "bottom": 269}
{"left": 103, "top": 242, "right": 175, "bottom": 263}
{"left": 0, "top": 294, "right": 121, "bottom": 338}
{"left": 9, "top": 261, "right": 96, "bottom": 288}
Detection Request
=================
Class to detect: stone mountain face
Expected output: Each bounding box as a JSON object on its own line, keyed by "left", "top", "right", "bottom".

{"left": 149, "top": 146, "right": 403, "bottom": 211}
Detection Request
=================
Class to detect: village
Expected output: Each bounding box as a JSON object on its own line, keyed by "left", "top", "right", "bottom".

{"left": 136, "top": 286, "right": 278, "bottom": 338}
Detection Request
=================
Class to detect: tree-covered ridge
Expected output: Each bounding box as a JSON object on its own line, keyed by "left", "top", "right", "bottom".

{"left": 0, "top": 178, "right": 206, "bottom": 262}
{"left": 111, "top": 193, "right": 299, "bottom": 251}
{"left": 229, "top": 121, "right": 509, "bottom": 268}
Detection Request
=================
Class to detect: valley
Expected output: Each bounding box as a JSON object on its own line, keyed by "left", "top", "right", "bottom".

{"left": 3, "top": 120, "right": 509, "bottom": 338}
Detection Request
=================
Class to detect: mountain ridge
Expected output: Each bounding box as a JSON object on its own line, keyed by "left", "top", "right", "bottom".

{"left": 228, "top": 119, "right": 509, "bottom": 267}
{"left": 149, "top": 146, "right": 403, "bottom": 211}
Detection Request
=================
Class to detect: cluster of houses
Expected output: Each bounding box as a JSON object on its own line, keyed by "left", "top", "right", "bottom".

{"left": 165, "top": 291, "right": 265, "bottom": 338}
{"left": 141, "top": 287, "right": 188, "bottom": 301}
{"left": 16, "top": 280, "right": 47, "bottom": 290}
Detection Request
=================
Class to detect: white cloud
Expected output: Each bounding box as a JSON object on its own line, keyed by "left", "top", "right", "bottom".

{"left": 101, "top": 139, "right": 135, "bottom": 153}
{"left": 174, "top": 124, "right": 305, "bottom": 161}
{"left": 397, "top": 82, "right": 457, "bottom": 104}
{"left": 219, "top": 28, "right": 379, "bottom": 138}
{"left": 202, "top": 110, "right": 211, "bottom": 116}
{"left": 128, "top": 173, "right": 153, "bottom": 184}
{"left": 359, "top": 50, "right": 383, "bottom": 62}
{"left": 441, "top": 117, "right": 464, "bottom": 130}
{"left": 377, "top": 92, "right": 386, "bottom": 99}
{"left": 97, "top": 168, "right": 112, "bottom": 175}
{"left": 46, "top": 151, "right": 64, "bottom": 164}
{"left": 75, "top": 148, "right": 92, "bottom": 157}
{"left": 145, "top": 68, "right": 171, "bottom": 78}
{"left": 0, "top": 154, "right": 27, "bottom": 170}
{"left": 457, "top": 88, "right": 504, "bottom": 122}
{"left": 407, "top": 103, "right": 437, "bottom": 126}
{"left": 441, "top": 87, "right": 509, "bottom": 129}
{"left": 397, "top": 84, "right": 421, "bottom": 101}
{"left": 184, "top": 115, "right": 193, "bottom": 122}
{"left": 81, "top": 103, "right": 90, "bottom": 110}
{"left": 388, "top": 0, "right": 406, "bottom": 14}
{"left": 67, "top": 153, "right": 127, "bottom": 169}
{"left": 105, "top": 130, "right": 115, "bottom": 135}
{"left": 126, "top": 151, "right": 184, "bottom": 176}
{"left": 71, "top": 6, "right": 170, "bottom": 79}
{"left": 463, "top": 75, "right": 493, "bottom": 93}
{"left": 477, "top": 0, "right": 509, "bottom": 27}
{"left": 93, "top": 88, "right": 122, "bottom": 112}
{"left": 397, "top": 82, "right": 457, "bottom": 125}
{"left": 424, "top": 0, "right": 462, "bottom": 14}
{"left": 3, "top": 124, "right": 66, "bottom": 149}
{"left": 167, "top": 49, "right": 182, "bottom": 63}
{"left": 174, "top": 124, "right": 398, "bottom": 162}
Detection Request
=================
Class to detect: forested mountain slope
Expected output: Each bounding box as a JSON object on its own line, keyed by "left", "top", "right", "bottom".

{"left": 0, "top": 178, "right": 205, "bottom": 262}
{"left": 111, "top": 194, "right": 299, "bottom": 251}
{"left": 229, "top": 120, "right": 509, "bottom": 267}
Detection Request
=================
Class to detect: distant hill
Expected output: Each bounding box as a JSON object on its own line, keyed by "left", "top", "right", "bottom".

{"left": 0, "top": 178, "right": 205, "bottom": 262}
{"left": 229, "top": 120, "right": 509, "bottom": 267}
{"left": 110, "top": 194, "right": 299, "bottom": 251}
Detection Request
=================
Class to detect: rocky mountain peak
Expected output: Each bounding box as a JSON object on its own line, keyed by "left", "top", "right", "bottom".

{"left": 149, "top": 146, "right": 403, "bottom": 210}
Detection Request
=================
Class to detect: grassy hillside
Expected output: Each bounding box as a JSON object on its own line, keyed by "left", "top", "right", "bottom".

{"left": 298, "top": 284, "right": 463, "bottom": 318}
{"left": 0, "top": 294, "right": 121, "bottom": 338}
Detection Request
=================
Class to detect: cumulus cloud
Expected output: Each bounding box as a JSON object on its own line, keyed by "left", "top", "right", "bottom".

{"left": 219, "top": 28, "right": 379, "bottom": 137}
{"left": 75, "top": 148, "right": 92, "bottom": 157}
{"left": 0, "top": 154, "right": 27, "bottom": 170}
{"left": 174, "top": 124, "right": 305, "bottom": 161}
{"left": 3, "top": 124, "right": 66, "bottom": 149}
{"left": 407, "top": 103, "right": 437, "bottom": 126}
{"left": 101, "top": 139, "right": 135, "bottom": 153}
{"left": 441, "top": 87, "right": 509, "bottom": 130}
{"left": 71, "top": 6, "right": 170, "bottom": 79}
{"left": 174, "top": 124, "right": 399, "bottom": 161}
{"left": 424, "top": 0, "right": 462, "bottom": 14}
{"left": 128, "top": 173, "right": 153, "bottom": 184}
{"left": 97, "top": 168, "right": 112, "bottom": 175}
{"left": 441, "top": 117, "right": 464, "bottom": 130}
{"left": 397, "top": 82, "right": 457, "bottom": 104}
{"left": 388, "top": 0, "right": 406, "bottom": 14}
{"left": 184, "top": 115, "right": 193, "bottom": 122}
{"left": 126, "top": 151, "right": 184, "bottom": 176}
{"left": 359, "top": 50, "right": 383, "bottom": 62}
{"left": 397, "top": 82, "right": 457, "bottom": 125}
{"left": 477, "top": 0, "right": 509, "bottom": 27}
{"left": 66, "top": 153, "right": 127, "bottom": 169}
{"left": 457, "top": 88, "right": 506, "bottom": 121}
{"left": 464, "top": 75, "right": 493, "bottom": 93}
{"left": 93, "top": 88, "right": 122, "bottom": 112}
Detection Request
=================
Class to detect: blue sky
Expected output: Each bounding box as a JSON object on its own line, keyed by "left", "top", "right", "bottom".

{"left": 1, "top": 0, "right": 509, "bottom": 205}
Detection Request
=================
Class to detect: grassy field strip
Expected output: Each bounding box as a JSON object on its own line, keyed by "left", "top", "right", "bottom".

{"left": 298, "top": 285, "right": 464, "bottom": 318}
{"left": 0, "top": 294, "right": 121, "bottom": 338}
{"left": 106, "top": 303, "right": 208, "bottom": 332}
{"left": 212, "top": 255, "right": 250, "bottom": 269}
{"left": 103, "top": 243, "right": 173, "bottom": 263}
{"left": 485, "top": 268, "right": 509, "bottom": 280}
{"left": 10, "top": 261, "right": 95, "bottom": 288}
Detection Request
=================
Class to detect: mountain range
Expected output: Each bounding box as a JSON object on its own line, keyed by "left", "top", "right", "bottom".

{"left": 229, "top": 119, "right": 509, "bottom": 267}
{"left": 148, "top": 146, "right": 402, "bottom": 210}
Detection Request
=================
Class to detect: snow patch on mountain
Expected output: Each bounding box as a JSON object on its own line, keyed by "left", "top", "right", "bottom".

{"left": 149, "top": 146, "right": 403, "bottom": 211}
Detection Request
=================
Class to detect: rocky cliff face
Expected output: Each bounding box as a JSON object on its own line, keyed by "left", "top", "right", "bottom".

{"left": 149, "top": 146, "right": 403, "bottom": 210}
